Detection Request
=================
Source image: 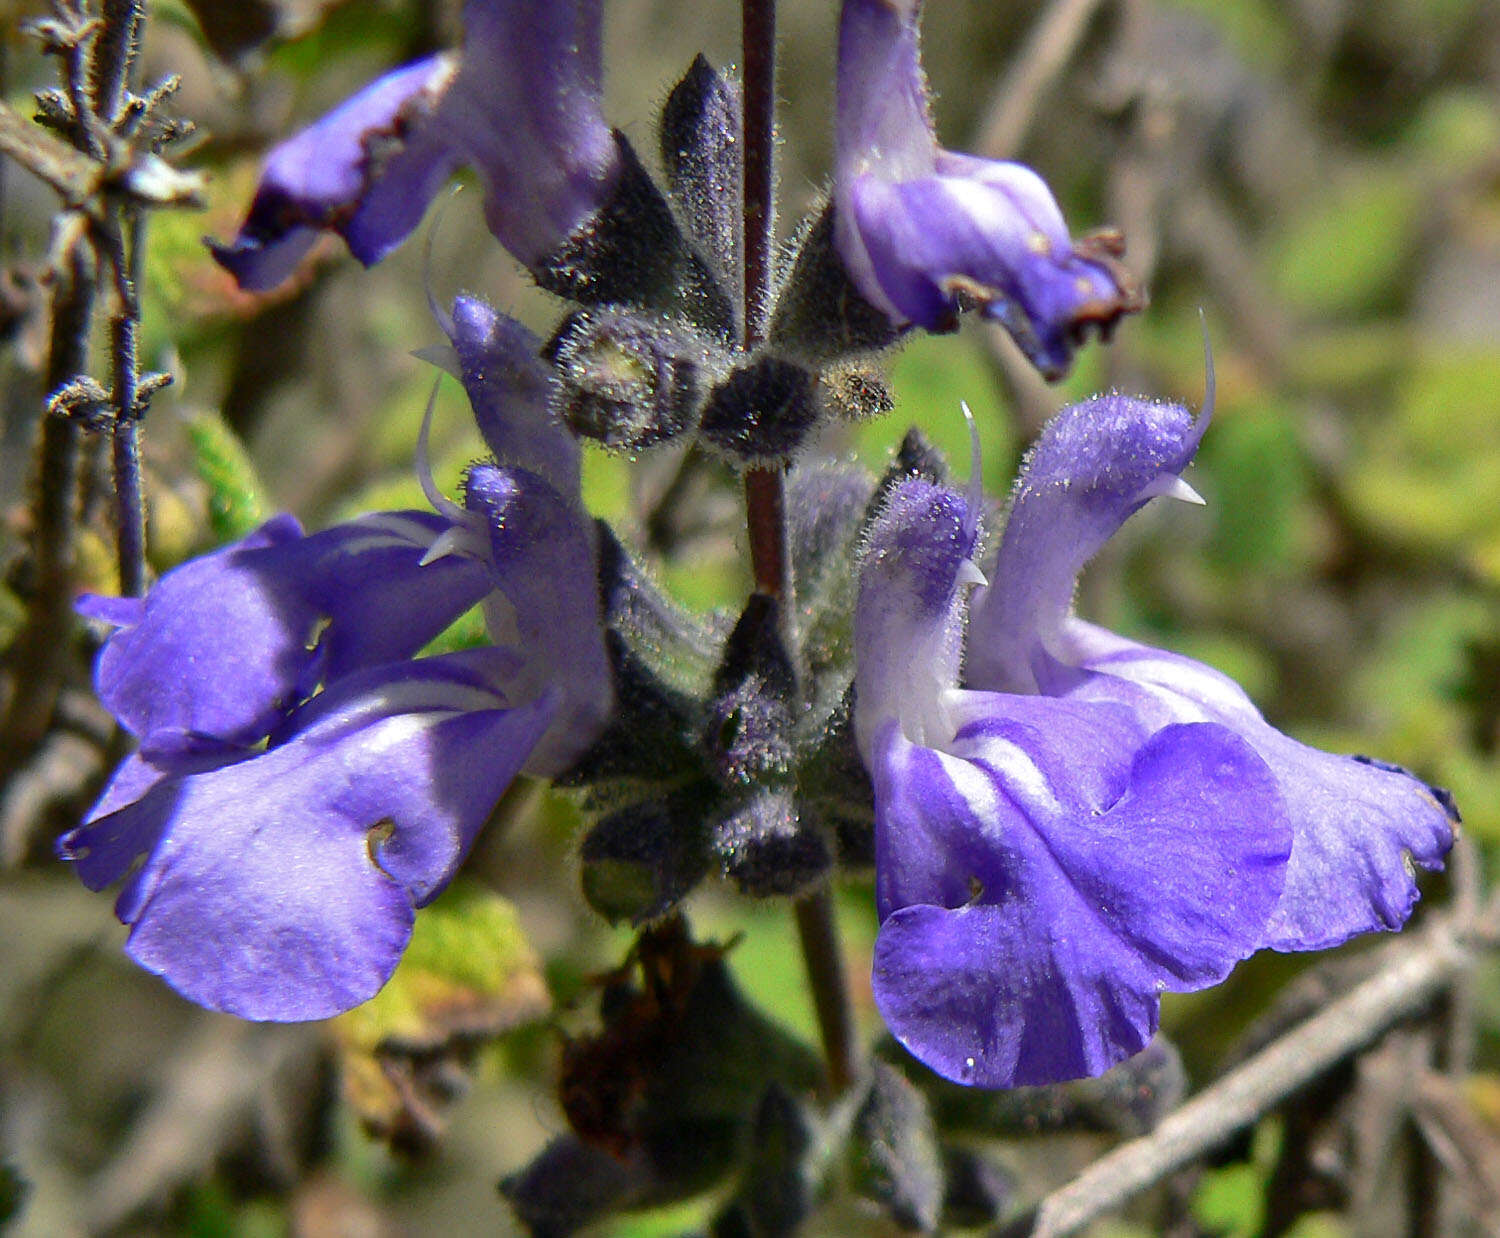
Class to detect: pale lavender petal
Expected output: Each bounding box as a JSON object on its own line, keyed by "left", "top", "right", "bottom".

{"left": 71, "top": 650, "right": 551, "bottom": 1021}
{"left": 871, "top": 719, "right": 1289, "bottom": 1086}
{"left": 448, "top": 295, "right": 579, "bottom": 494}
{"left": 853, "top": 477, "right": 978, "bottom": 762}
{"left": 1061, "top": 624, "right": 1457, "bottom": 950}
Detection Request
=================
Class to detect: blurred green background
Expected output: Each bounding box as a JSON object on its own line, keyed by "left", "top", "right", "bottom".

{"left": 2, "top": 0, "right": 1500, "bottom": 1233}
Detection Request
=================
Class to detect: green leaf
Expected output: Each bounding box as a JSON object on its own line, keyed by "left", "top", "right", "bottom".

{"left": 1191, "top": 1118, "right": 1281, "bottom": 1237}
{"left": 418, "top": 604, "right": 491, "bottom": 656}
{"left": 333, "top": 882, "right": 549, "bottom": 1146}
{"left": 185, "top": 412, "right": 266, "bottom": 540}
{"left": 1345, "top": 347, "right": 1500, "bottom": 575}
{"left": 1265, "top": 169, "right": 1421, "bottom": 316}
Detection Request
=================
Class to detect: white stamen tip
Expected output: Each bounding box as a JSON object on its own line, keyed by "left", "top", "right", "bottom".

{"left": 955, "top": 559, "right": 988, "bottom": 588}
{"left": 1197, "top": 306, "right": 1216, "bottom": 433}
{"left": 412, "top": 342, "right": 461, "bottom": 377}
{"left": 419, "top": 526, "right": 468, "bottom": 566}
{"left": 960, "top": 400, "right": 984, "bottom": 537}
{"left": 1151, "top": 475, "right": 1206, "bottom": 505}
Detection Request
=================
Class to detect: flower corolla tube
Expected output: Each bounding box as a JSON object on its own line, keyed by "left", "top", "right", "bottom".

{"left": 853, "top": 390, "right": 1457, "bottom": 1088}
{"left": 833, "top": 0, "right": 1143, "bottom": 379}
{"left": 59, "top": 296, "right": 612, "bottom": 1021}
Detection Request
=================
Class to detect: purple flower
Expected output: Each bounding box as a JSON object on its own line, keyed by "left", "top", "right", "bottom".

{"left": 61, "top": 297, "right": 611, "bottom": 1021}
{"left": 854, "top": 393, "right": 1455, "bottom": 1087}
{"left": 211, "top": 0, "right": 618, "bottom": 291}
{"left": 834, "top": 0, "right": 1142, "bottom": 379}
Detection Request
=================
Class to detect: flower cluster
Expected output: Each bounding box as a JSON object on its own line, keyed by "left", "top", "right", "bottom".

{"left": 62, "top": 0, "right": 1454, "bottom": 1146}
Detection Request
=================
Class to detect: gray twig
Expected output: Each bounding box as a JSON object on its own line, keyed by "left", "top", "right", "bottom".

{"left": 1009, "top": 916, "right": 1475, "bottom": 1238}
{"left": 0, "top": 221, "right": 95, "bottom": 781}
{"left": 974, "top": 0, "right": 1108, "bottom": 158}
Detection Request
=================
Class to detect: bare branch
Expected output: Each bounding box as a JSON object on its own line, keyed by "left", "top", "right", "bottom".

{"left": 974, "top": 0, "right": 1108, "bottom": 158}
{"left": 0, "top": 99, "right": 100, "bottom": 203}
{"left": 1008, "top": 918, "right": 1473, "bottom": 1238}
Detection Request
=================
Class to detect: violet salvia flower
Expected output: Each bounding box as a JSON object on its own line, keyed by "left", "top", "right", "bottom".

{"left": 854, "top": 394, "right": 1456, "bottom": 1088}
{"left": 211, "top": 0, "right": 618, "bottom": 290}
{"left": 833, "top": 0, "right": 1142, "bottom": 379}
{"left": 60, "top": 296, "right": 611, "bottom": 1020}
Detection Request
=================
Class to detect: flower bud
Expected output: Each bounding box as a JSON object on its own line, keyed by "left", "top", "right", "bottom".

{"left": 548, "top": 307, "right": 719, "bottom": 452}
{"left": 833, "top": 0, "right": 1143, "bottom": 379}
{"left": 698, "top": 355, "right": 822, "bottom": 464}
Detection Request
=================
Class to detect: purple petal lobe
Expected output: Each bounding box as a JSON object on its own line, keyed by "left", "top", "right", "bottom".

{"left": 210, "top": 56, "right": 457, "bottom": 290}
{"left": 871, "top": 719, "right": 1288, "bottom": 1087}
{"left": 76, "top": 593, "right": 145, "bottom": 627}
{"left": 90, "top": 511, "right": 489, "bottom": 754}
{"left": 439, "top": 0, "right": 619, "bottom": 264}
{"left": 285, "top": 510, "right": 492, "bottom": 679}
{"left": 78, "top": 651, "right": 550, "bottom": 1021}
{"left": 91, "top": 515, "right": 311, "bottom": 751}
{"left": 464, "top": 465, "right": 612, "bottom": 772}
{"left": 835, "top": 0, "right": 934, "bottom": 184}
{"left": 1061, "top": 627, "right": 1456, "bottom": 950}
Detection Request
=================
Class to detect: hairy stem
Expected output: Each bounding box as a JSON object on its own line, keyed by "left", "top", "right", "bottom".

{"left": 0, "top": 231, "right": 95, "bottom": 765}
{"left": 89, "top": 0, "right": 143, "bottom": 126}
{"left": 743, "top": 465, "right": 787, "bottom": 600}
{"left": 741, "top": 0, "right": 856, "bottom": 1095}
{"left": 741, "top": 0, "right": 775, "bottom": 348}
{"left": 740, "top": 0, "right": 788, "bottom": 603}
{"left": 108, "top": 206, "right": 146, "bottom": 596}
